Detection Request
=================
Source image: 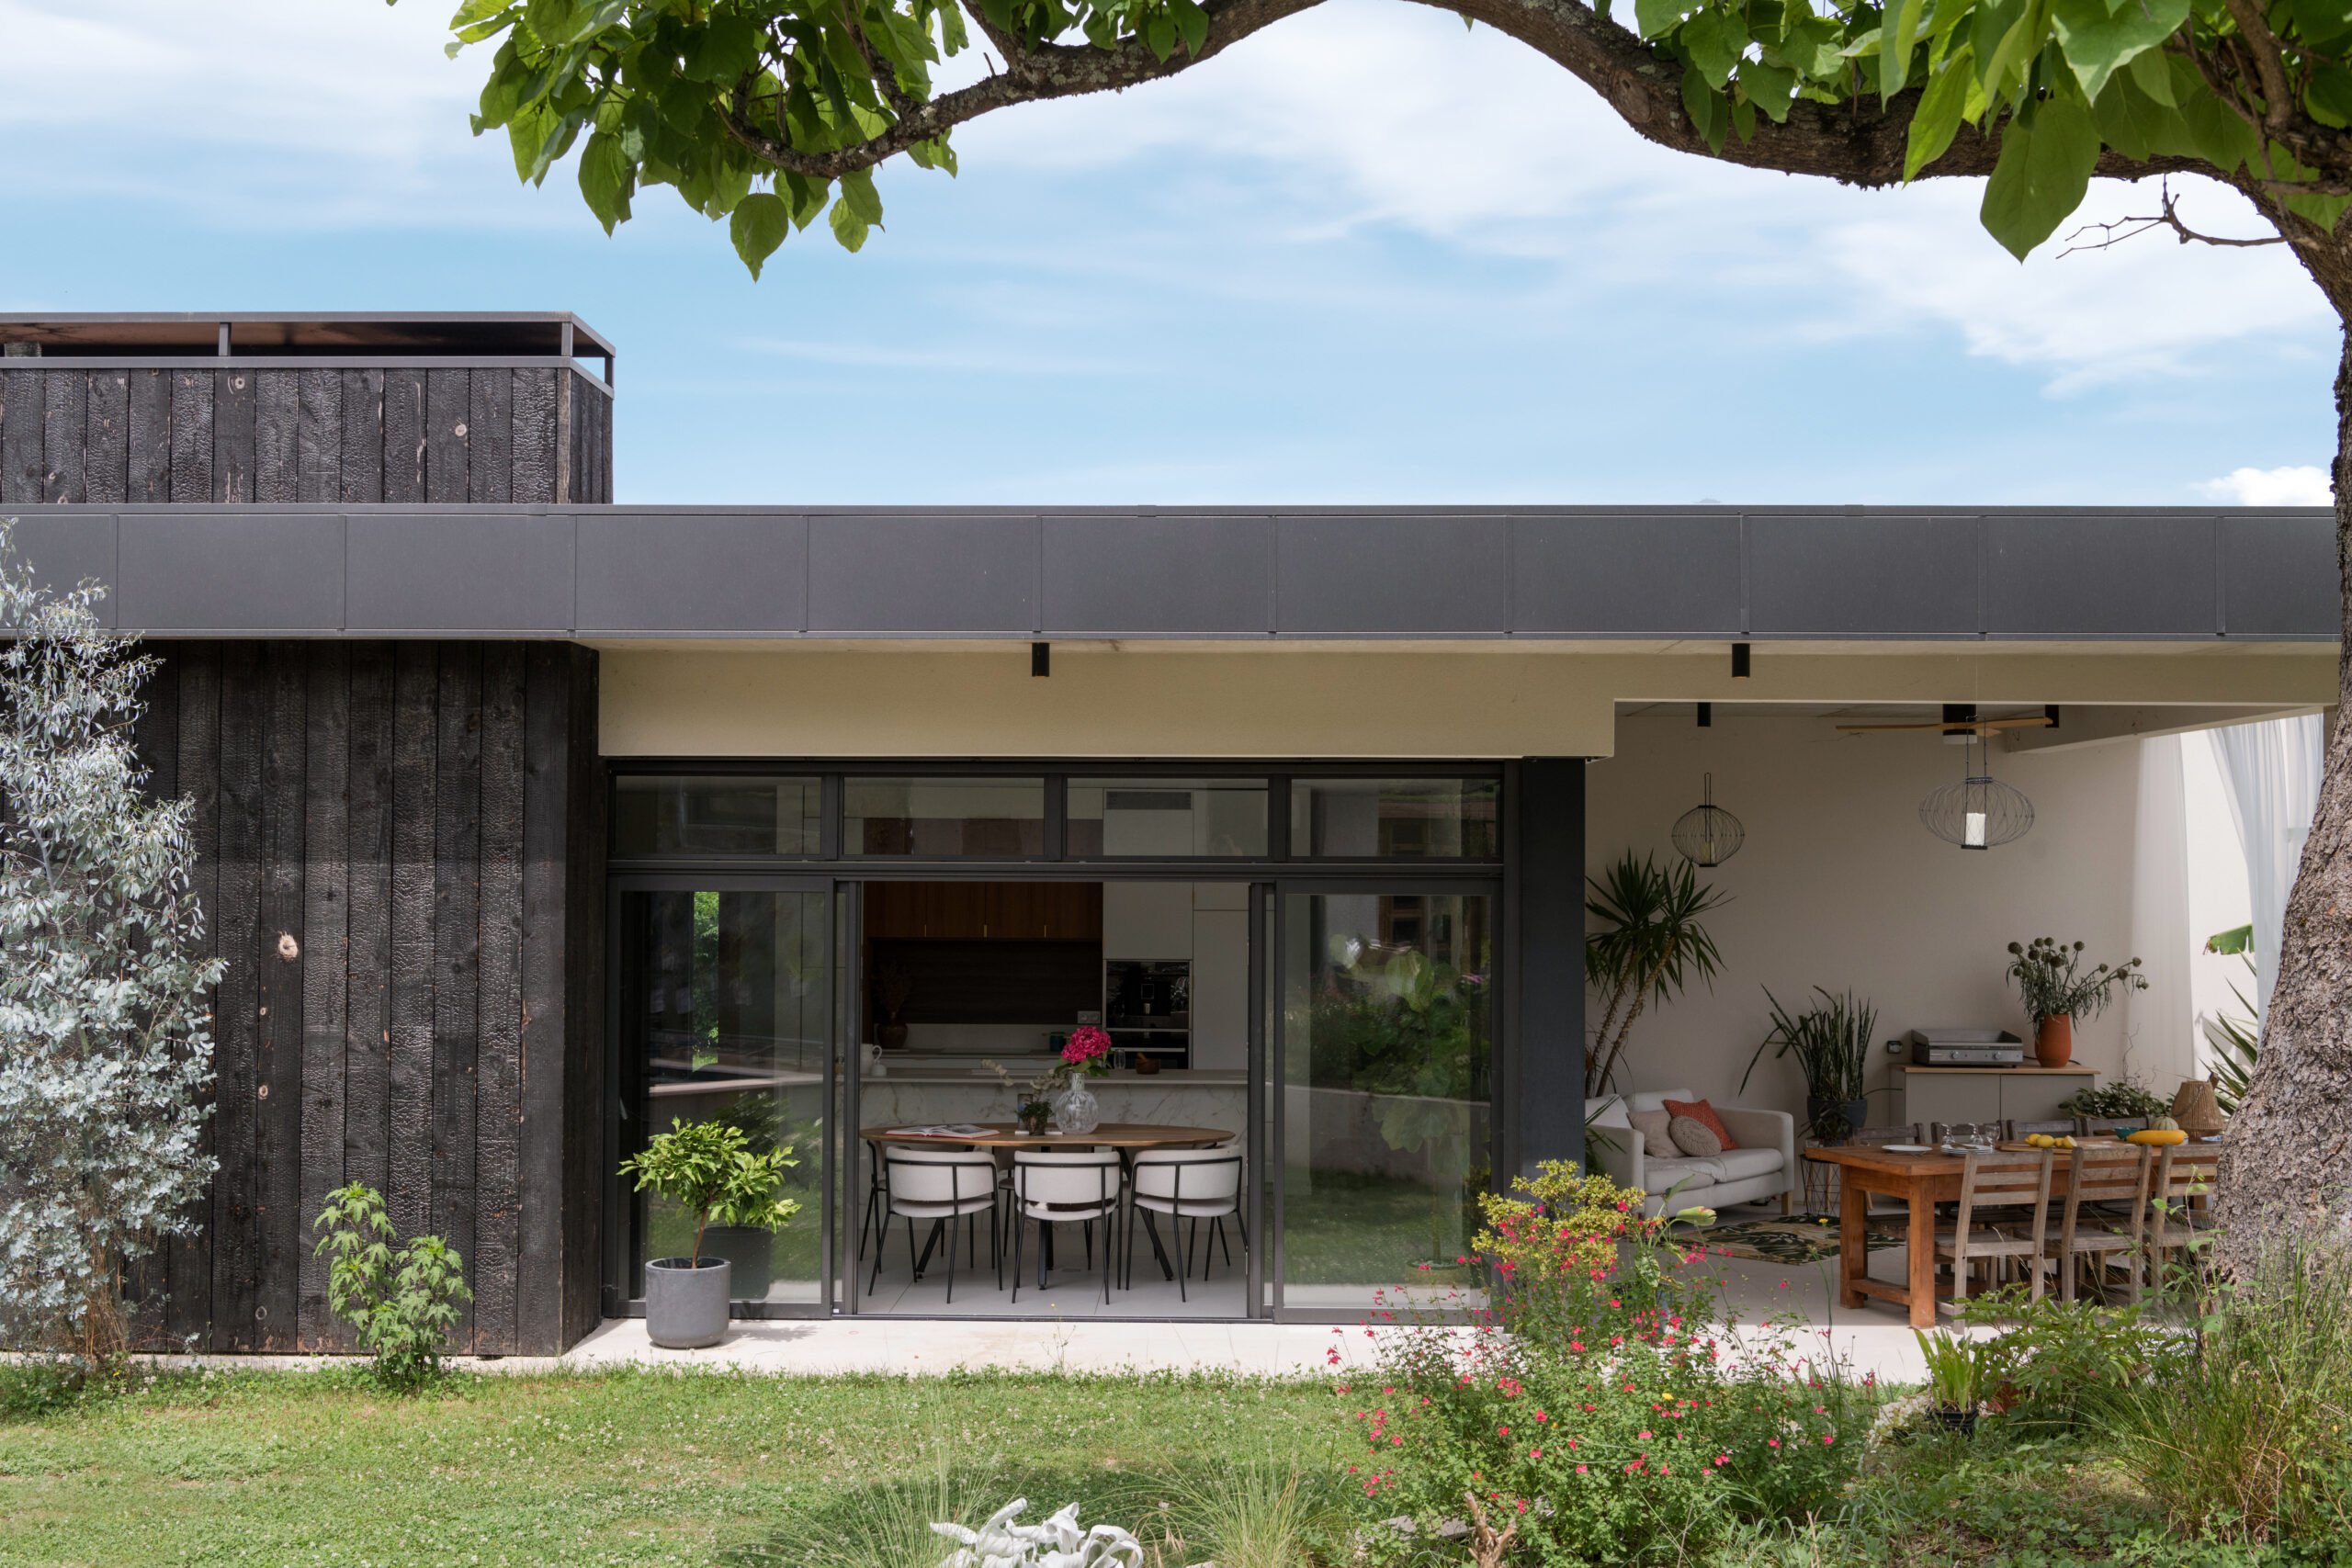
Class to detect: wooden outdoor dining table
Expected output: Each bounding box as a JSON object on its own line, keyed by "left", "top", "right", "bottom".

{"left": 1803, "top": 1141, "right": 2222, "bottom": 1327}
{"left": 860, "top": 1122, "right": 1234, "bottom": 1150}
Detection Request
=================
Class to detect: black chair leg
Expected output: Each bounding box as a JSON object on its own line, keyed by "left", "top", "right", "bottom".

{"left": 1141, "top": 1210, "right": 1174, "bottom": 1280}
{"left": 1216, "top": 1215, "right": 1233, "bottom": 1269}
{"left": 1011, "top": 1212, "right": 1025, "bottom": 1304}
{"left": 1176, "top": 1215, "right": 1192, "bottom": 1303}
{"left": 944, "top": 1205, "right": 960, "bottom": 1305}
{"left": 867, "top": 1210, "right": 888, "bottom": 1297}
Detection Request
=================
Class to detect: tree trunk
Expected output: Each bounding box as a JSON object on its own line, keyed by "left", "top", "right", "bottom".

{"left": 2213, "top": 322, "right": 2352, "bottom": 1269}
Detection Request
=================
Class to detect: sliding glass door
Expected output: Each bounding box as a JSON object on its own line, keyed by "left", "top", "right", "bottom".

{"left": 611, "top": 879, "right": 834, "bottom": 1314}
{"left": 1275, "top": 886, "right": 1495, "bottom": 1314}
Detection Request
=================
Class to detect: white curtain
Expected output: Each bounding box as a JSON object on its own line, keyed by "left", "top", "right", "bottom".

{"left": 2211, "top": 714, "right": 2326, "bottom": 1032}
{"left": 2127, "top": 736, "right": 2195, "bottom": 1087}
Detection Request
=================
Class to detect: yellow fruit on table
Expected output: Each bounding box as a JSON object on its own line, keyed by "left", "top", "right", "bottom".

{"left": 2127, "top": 1128, "right": 2188, "bottom": 1146}
{"left": 2028, "top": 1134, "right": 2055, "bottom": 1147}
{"left": 2056, "top": 1136, "right": 2076, "bottom": 1149}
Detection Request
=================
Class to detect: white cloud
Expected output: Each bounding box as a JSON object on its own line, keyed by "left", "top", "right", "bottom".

{"left": 2199, "top": 466, "right": 2335, "bottom": 505}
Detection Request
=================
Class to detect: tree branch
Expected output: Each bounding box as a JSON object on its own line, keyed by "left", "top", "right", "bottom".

{"left": 2062, "top": 178, "right": 2292, "bottom": 254}
{"left": 2221, "top": 0, "right": 2297, "bottom": 133}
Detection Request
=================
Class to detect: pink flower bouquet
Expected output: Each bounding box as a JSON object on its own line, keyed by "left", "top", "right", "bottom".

{"left": 1062, "top": 1024, "right": 1114, "bottom": 1077}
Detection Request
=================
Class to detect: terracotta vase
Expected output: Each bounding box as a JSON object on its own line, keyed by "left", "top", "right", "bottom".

{"left": 2034, "top": 1013, "right": 2074, "bottom": 1069}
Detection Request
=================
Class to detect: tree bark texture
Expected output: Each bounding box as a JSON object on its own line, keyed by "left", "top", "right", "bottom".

{"left": 2215, "top": 324, "right": 2352, "bottom": 1268}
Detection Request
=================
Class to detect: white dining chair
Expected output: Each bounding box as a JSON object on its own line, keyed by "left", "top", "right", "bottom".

{"left": 1009, "top": 1149, "right": 1124, "bottom": 1305}
{"left": 873, "top": 1147, "right": 1001, "bottom": 1303}
{"left": 1125, "top": 1145, "right": 1244, "bottom": 1301}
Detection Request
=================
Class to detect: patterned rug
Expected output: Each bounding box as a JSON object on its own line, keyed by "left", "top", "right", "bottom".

{"left": 1694, "top": 1214, "right": 1905, "bottom": 1266}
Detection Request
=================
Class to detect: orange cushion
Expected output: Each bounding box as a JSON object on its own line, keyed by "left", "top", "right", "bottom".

{"left": 1662, "top": 1098, "right": 1738, "bottom": 1150}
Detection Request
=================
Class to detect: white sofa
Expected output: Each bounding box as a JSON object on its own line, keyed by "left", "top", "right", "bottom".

{"left": 1582, "top": 1089, "right": 1796, "bottom": 1218}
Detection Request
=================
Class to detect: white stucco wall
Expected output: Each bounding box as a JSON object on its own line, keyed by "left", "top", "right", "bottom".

{"left": 1586, "top": 715, "right": 2188, "bottom": 1123}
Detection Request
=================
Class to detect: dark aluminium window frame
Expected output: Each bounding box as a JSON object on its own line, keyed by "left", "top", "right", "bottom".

{"left": 602, "top": 759, "right": 1520, "bottom": 1325}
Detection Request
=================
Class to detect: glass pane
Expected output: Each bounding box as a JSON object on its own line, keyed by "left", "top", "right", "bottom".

{"left": 1068, "top": 779, "right": 1269, "bottom": 857}
{"left": 1282, "top": 892, "right": 1492, "bottom": 1311}
{"left": 616, "top": 889, "right": 830, "bottom": 1304}
{"left": 845, "top": 777, "right": 1046, "bottom": 856}
{"left": 1290, "top": 778, "right": 1499, "bottom": 859}
{"left": 615, "top": 775, "right": 822, "bottom": 855}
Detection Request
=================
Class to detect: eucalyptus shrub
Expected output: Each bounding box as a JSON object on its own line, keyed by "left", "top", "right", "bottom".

{"left": 0, "top": 525, "right": 224, "bottom": 1359}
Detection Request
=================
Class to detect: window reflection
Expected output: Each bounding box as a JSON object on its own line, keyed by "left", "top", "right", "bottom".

{"left": 1291, "top": 778, "right": 1499, "bottom": 859}
{"left": 1067, "top": 779, "right": 1268, "bottom": 857}
{"left": 615, "top": 775, "right": 821, "bottom": 856}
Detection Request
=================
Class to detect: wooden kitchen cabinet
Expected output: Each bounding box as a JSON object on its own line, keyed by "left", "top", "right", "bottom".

{"left": 863, "top": 880, "right": 1102, "bottom": 941}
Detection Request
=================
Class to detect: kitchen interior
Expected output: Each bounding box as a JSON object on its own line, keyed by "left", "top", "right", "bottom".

{"left": 852, "top": 783, "right": 1254, "bottom": 1314}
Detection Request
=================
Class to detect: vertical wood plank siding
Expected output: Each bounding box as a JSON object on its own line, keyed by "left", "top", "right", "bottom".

{"left": 1, "top": 364, "right": 610, "bottom": 503}
{"left": 130, "top": 640, "right": 603, "bottom": 1356}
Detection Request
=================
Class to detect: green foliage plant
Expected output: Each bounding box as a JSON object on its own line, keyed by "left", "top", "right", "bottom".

{"left": 2202, "top": 925, "right": 2260, "bottom": 1113}
{"left": 1952, "top": 1285, "right": 2173, "bottom": 1430}
{"left": 1912, "top": 1328, "right": 2001, "bottom": 1416}
{"left": 618, "top": 1116, "right": 801, "bottom": 1266}
{"left": 2006, "top": 937, "right": 2148, "bottom": 1024}
{"left": 1740, "top": 987, "right": 1878, "bottom": 1136}
{"left": 2056, "top": 1078, "right": 2174, "bottom": 1120}
{"left": 0, "top": 522, "right": 227, "bottom": 1364}
{"left": 1165, "top": 1452, "right": 1342, "bottom": 1568}
{"left": 1355, "top": 1160, "right": 1865, "bottom": 1564}
{"left": 2102, "top": 1231, "right": 2352, "bottom": 1545}
{"left": 311, "top": 1182, "right": 475, "bottom": 1390}
{"left": 416, "top": 0, "right": 2352, "bottom": 286}
{"left": 1585, "top": 852, "right": 1729, "bottom": 1096}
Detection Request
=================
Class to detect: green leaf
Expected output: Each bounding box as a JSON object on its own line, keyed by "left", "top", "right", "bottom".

{"left": 2092, "top": 62, "right": 2169, "bottom": 158}
{"left": 1740, "top": 59, "right": 1799, "bottom": 120}
{"left": 1883, "top": 0, "right": 1928, "bottom": 96}
{"left": 682, "top": 13, "right": 763, "bottom": 83}
{"left": 2050, "top": 0, "right": 2188, "bottom": 104}
{"left": 1682, "top": 6, "right": 1747, "bottom": 88}
{"left": 1979, "top": 85, "right": 2099, "bottom": 259}
{"left": 1144, "top": 11, "right": 1176, "bottom": 61}
{"left": 1636, "top": 0, "right": 1688, "bottom": 39}
{"left": 2309, "top": 65, "right": 2352, "bottom": 130}
{"left": 2125, "top": 39, "right": 2174, "bottom": 105}
{"left": 1681, "top": 62, "right": 1730, "bottom": 152}
{"left": 1169, "top": 0, "right": 1209, "bottom": 54}
{"left": 829, "top": 197, "right": 872, "bottom": 252}
{"left": 727, "top": 190, "right": 785, "bottom": 277}
{"left": 839, "top": 166, "right": 884, "bottom": 223}
{"left": 1905, "top": 45, "right": 1977, "bottom": 178}
{"left": 576, "top": 127, "right": 635, "bottom": 232}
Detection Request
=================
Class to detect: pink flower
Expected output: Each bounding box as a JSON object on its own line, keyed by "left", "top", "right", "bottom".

{"left": 1577, "top": 1464, "right": 1589, "bottom": 1473}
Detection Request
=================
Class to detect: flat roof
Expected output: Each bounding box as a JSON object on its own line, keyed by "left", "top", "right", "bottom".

{"left": 0, "top": 311, "right": 615, "bottom": 359}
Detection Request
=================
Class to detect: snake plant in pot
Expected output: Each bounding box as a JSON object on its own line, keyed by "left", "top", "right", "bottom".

{"left": 1740, "top": 987, "right": 1879, "bottom": 1143}
{"left": 620, "top": 1118, "right": 799, "bottom": 1348}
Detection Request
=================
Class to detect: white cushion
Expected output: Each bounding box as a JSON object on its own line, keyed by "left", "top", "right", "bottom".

{"left": 1629, "top": 1089, "right": 1698, "bottom": 1113}
{"left": 1640, "top": 1156, "right": 1719, "bottom": 1190}
{"left": 1707, "top": 1147, "right": 1784, "bottom": 1183}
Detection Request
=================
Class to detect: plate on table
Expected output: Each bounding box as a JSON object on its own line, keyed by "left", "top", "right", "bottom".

{"left": 1882, "top": 1144, "right": 1933, "bottom": 1154}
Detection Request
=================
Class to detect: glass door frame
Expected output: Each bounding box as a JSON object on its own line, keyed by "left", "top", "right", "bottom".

{"left": 1268, "top": 874, "right": 1504, "bottom": 1323}
{"left": 603, "top": 871, "right": 840, "bottom": 1321}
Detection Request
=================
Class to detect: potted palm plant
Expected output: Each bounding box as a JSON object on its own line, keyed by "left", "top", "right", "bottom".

{"left": 1740, "top": 987, "right": 1878, "bottom": 1141}
{"left": 1584, "top": 852, "right": 1729, "bottom": 1096}
{"left": 2006, "top": 938, "right": 2146, "bottom": 1068}
{"left": 619, "top": 1118, "right": 799, "bottom": 1348}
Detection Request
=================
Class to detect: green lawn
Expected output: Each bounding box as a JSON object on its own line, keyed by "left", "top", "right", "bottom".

{"left": 0, "top": 1367, "right": 1354, "bottom": 1567}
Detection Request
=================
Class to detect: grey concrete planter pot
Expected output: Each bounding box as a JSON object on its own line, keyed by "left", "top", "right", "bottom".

{"left": 644, "top": 1257, "right": 731, "bottom": 1348}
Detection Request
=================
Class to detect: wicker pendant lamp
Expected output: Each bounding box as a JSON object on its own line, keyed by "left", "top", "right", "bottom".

{"left": 2171, "top": 1077, "right": 2227, "bottom": 1136}
{"left": 1671, "top": 773, "right": 1745, "bottom": 866}
{"left": 1919, "top": 735, "right": 2033, "bottom": 851}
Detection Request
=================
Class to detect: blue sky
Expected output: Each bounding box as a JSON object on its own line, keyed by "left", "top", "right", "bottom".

{"left": 1, "top": 0, "right": 2336, "bottom": 506}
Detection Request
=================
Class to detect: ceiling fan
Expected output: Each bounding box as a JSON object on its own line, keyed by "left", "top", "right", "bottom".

{"left": 1837, "top": 704, "right": 2059, "bottom": 739}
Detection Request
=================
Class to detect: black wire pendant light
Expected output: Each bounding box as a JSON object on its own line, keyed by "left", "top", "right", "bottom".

{"left": 1671, "top": 773, "right": 1745, "bottom": 866}
{"left": 1919, "top": 735, "right": 2034, "bottom": 850}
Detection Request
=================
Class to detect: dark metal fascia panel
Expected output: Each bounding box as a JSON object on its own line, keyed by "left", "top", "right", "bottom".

{"left": 12, "top": 502, "right": 2339, "bottom": 641}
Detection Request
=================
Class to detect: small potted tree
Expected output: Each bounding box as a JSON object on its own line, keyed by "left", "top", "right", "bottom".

{"left": 2006, "top": 938, "right": 2146, "bottom": 1068}
{"left": 1740, "top": 987, "right": 1878, "bottom": 1142}
{"left": 619, "top": 1118, "right": 799, "bottom": 1348}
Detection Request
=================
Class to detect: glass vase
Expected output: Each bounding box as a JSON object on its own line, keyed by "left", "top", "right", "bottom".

{"left": 1052, "top": 1077, "right": 1102, "bottom": 1136}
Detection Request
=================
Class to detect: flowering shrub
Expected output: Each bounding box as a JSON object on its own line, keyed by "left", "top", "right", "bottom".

{"left": 1351, "top": 1161, "right": 1864, "bottom": 1564}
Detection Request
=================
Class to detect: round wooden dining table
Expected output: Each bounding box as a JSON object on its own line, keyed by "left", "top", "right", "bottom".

{"left": 860, "top": 1122, "right": 1233, "bottom": 1150}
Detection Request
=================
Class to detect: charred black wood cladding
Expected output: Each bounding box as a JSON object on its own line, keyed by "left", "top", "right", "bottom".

{"left": 0, "top": 366, "right": 610, "bottom": 506}
{"left": 127, "top": 640, "right": 603, "bottom": 1355}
